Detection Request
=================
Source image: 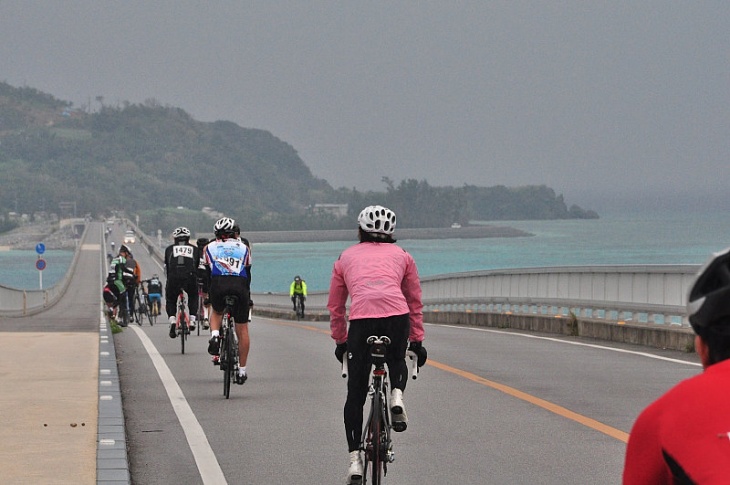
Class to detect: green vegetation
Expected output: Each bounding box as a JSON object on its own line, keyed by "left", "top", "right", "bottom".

{"left": 0, "top": 81, "right": 597, "bottom": 233}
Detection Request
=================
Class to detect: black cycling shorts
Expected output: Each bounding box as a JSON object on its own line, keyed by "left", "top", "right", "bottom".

{"left": 209, "top": 276, "right": 250, "bottom": 324}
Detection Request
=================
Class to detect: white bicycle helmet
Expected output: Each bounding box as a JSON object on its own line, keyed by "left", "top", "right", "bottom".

{"left": 358, "top": 205, "right": 396, "bottom": 235}
{"left": 172, "top": 226, "right": 191, "bottom": 239}
{"left": 214, "top": 217, "right": 236, "bottom": 234}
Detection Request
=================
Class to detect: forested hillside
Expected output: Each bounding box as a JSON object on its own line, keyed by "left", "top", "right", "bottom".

{"left": 0, "top": 82, "right": 596, "bottom": 233}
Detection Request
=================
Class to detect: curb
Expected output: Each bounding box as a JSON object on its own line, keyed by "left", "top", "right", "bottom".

{"left": 97, "top": 315, "right": 130, "bottom": 484}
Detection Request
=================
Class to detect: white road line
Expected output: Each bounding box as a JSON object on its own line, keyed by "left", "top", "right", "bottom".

{"left": 130, "top": 326, "right": 227, "bottom": 485}
{"left": 428, "top": 323, "right": 702, "bottom": 367}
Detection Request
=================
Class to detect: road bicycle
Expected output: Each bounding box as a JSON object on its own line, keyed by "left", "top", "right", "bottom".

{"left": 341, "top": 336, "right": 419, "bottom": 485}
{"left": 142, "top": 279, "right": 161, "bottom": 326}
{"left": 175, "top": 289, "right": 190, "bottom": 354}
{"left": 195, "top": 281, "right": 208, "bottom": 336}
{"left": 148, "top": 295, "right": 159, "bottom": 326}
{"left": 133, "top": 285, "right": 153, "bottom": 326}
{"left": 219, "top": 295, "right": 240, "bottom": 399}
{"left": 293, "top": 293, "right": 305, "bottom": 320}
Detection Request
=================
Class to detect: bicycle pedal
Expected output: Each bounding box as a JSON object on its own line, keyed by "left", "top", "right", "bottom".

{"left": 212, "top": 356, "right": 220, "bottom": 366}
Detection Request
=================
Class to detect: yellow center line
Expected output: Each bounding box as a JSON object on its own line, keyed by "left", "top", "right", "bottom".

{"left": 264, "top": 318, "right": 629, "bottom": 443}
{"left": 269, "top": 319, "right": 330, "bottom": 335}
{"left": 428, "top": 359, "right": 629, "bottom": 443}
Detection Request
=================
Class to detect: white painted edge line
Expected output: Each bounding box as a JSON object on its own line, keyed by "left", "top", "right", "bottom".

{"left": 427, "top": 323, "right": 703, "bottom": 367}
{"left": 130, "top": 325, "right": 227, "bottom": 485}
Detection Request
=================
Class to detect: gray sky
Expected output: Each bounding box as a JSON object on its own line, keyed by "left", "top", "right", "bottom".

{"left": 1, "top": 1, "right": 728, "bottom": 214}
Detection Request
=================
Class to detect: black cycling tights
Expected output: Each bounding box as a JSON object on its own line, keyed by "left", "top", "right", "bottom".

{"left": 343, "top": 314, "right": 410, "bottom": 452}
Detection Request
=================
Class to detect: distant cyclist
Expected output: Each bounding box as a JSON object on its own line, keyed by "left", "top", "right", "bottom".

{"left": 623, "top": 247, "right": 730, "bottom": 483}
{"left": 164, "top": 227, "right": 201, "bottom": 338}
{"left": 144, "top": 274, "right": 163, "bottom": 316}
{"left": 290, "top": 275, "right": 307, "bottom": 313}
{"left": 106, "top": 252, "right": 127, "bottom": 325}
{"left": 328, "top": 205, "right": 428, "bottom": 483}
{"left": 204, "top": 217, "right": 252, "bottom": 384}
{"left": 119, "top": 245, "right": 141, "bottom": 321}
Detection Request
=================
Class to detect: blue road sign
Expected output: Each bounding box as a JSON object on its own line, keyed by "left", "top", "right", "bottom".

{"left": 36, "top": 258, "right": 46, "bottom": 271}
{"left": 35, "top": 243, "right": 46, "bottom": 255}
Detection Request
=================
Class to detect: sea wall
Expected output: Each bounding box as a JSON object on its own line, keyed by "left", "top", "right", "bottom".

{"left": 251, "top": 306, "right": 694, "bottom": 352}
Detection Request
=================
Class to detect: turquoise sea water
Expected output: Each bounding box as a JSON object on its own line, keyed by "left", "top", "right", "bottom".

{"left": 1, "top": 212, "right": 728, "bottom": 292}
{"left": 0, "top": 249, "right": 74, "bottom": 290}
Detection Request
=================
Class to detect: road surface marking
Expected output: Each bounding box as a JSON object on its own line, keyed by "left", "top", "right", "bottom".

{"left": 131, "top": 326, "right": 227, "bottom": 485}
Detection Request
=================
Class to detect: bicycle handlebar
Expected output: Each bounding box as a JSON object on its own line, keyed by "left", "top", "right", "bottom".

{"left": 341, "top": 357, "right": 348, "bottom": 378}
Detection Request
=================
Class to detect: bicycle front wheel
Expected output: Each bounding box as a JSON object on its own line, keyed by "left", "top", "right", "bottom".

{"left": 145, "top": 305, "right": 153, "bottom": 326}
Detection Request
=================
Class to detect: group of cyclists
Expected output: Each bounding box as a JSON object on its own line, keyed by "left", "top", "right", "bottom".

{"left": 98, "top": 204, "right": 730, "bottom": 483}
{"left": 102, "top": 206, "right": 429, "bottom": 483}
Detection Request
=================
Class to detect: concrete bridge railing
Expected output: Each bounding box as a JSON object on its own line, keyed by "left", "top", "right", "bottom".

{"left": 418, "top": 265, "right": 700, "bottom": 327}
{"left": 250, "top": 265, "right": 700, "bottom": 326}
{"left": 0, "top": 222, "right": 89, "bottom": 317}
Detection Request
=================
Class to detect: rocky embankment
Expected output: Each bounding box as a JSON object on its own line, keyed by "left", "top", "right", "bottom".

{"left": 0, "top": 223, "right": 79, "bottom": 250}
{"left": 245, "top": 224, "right": 532, "bottom": 243}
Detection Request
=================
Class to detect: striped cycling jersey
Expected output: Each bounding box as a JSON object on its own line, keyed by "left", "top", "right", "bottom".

{"left": 204, "top": 238, "right": 251, "bottom": 278}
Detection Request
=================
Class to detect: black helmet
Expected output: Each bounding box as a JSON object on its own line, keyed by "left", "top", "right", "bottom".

{"left": 687, "top": 247, "right": 730, "bottom": 332}
{"left": 196, "top": 237, "right": 209, "bottom": 250}
{"left": 294, "top": 275, "right": 301, "bottom": 281}
{"left": 119, "top": 244, "right": 131, "bottom": 254}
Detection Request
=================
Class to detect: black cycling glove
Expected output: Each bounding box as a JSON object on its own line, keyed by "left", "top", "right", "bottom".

{"left": 408, "top": 341, "right": 428, "bottom": 367}
{"left": 335, "top": 343, "right": 348, "bottom": 363}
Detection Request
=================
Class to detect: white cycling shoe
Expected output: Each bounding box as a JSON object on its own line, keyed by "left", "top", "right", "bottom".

{"left": 347, "top": 450, "right": 363, "bottom": 484}
{"left": 391, "top": 388, "right": 408, "bottom": 432}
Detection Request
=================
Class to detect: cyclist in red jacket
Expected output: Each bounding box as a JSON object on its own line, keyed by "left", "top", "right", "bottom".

{"left": 623, "top": 247, "right": 730, "bottom": 484}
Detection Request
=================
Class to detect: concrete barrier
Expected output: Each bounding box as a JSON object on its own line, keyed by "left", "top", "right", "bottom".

{"left": 0, "top": 223, "right": 89, "bottom": 317}
{"left": 421, "top": 310, "right": 695, "bottom": 352}
{"left": 248, "top": 296, "right": 695, "bottom": 352}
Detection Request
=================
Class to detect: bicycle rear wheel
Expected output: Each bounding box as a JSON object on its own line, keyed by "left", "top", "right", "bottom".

{"left": 180, "top": 315, "right": 187, "bottom": 354}
{"left": 150, "top": 301, "right": 158, "bottom": 325}
{"left": 222, "top": 325, "right": 232, "bottom": 399}
{"left": 295, "top": 295, "right": 304, "bottom": 320}
{"left": 134, "top": 299, "right": 142, "bottom": 326}
{"left": 144, "top": 303, "right": 153, "bottom": 326}
{"left": 365, "top": 391, "right": 383, "bottom": 484}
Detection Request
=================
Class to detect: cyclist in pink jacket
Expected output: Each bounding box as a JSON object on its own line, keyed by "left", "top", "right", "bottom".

{"left": 328, "top": 205, "right": 427, "bottom": 484}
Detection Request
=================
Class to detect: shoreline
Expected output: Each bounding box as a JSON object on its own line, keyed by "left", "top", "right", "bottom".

{"left": 0, "top": 223, "right": 78, "bottom": 251}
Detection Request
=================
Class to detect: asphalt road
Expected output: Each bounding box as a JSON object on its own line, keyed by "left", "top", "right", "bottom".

{"left": 107, "top": 224, "right": 703, "bottom": 484}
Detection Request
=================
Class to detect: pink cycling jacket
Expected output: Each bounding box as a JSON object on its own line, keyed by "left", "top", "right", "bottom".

{"left": 328, "top": 242, "right": 424, "bottom": 344}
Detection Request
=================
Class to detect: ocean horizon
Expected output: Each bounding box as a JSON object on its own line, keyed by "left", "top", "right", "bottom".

{"left": 1, "top": 211, "right": 728, "bottom": 293}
